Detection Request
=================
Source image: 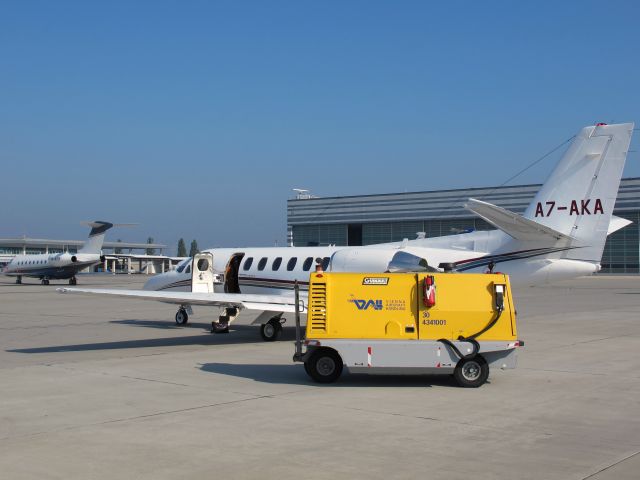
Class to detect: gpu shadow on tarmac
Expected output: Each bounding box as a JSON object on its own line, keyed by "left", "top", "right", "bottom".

{"left": 199, "top": 362, "right": 459, "bottom": 388}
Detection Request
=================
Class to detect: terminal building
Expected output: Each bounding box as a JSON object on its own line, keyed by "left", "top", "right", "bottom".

{"left": 287, "top": 178, "right": 640, "bottom": 274}
{"left": 0, "top": 238, "right": 182, "bottom": 274}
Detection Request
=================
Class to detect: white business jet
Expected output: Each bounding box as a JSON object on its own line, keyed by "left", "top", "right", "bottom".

{"left": 4, "top": 221, "right": 115, "bottom": 285}
{"left": 59, "top": 123, "right": 634, "bottom": 340}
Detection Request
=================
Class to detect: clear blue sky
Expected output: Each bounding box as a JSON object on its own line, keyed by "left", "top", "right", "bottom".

{"left": 1, "top": 1, "right": 639, "bottom": 252}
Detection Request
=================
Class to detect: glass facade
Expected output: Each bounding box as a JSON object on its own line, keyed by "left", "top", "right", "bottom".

{"left": 600, "top": 211, "right": 639, "bottom": 273}
{"left": 289, "top": 178, "right": 640, "bottom": 274}
{"left": 292, "top": 224, "right": 347, "bottom": 246}
{"left": 293, "top": 218, "right": 494, "bottom": 246}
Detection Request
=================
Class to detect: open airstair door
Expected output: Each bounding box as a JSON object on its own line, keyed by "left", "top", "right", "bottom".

{"left": 192, "top": 252, "right": 215, "bottom": 293}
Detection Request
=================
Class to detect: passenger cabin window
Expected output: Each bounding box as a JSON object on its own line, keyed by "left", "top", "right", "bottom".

{"left": 302, "top": 257, "right": 313, "bottom": 271}
{"left": 322, "top": 257, "right": 330, "bottom": 270}
{"left": 257, "top": 257, "right": 268, "bottom": 271}
{"left": 243, "top": 257, "right": 254, "bottom": 271}
{"left": 197, "top": 258, "right": 209, "bottom": 271}
{"left": 287, "top": 257, "right": 297, "bottom": 271}
{"left": 272, "top": 257, "right": 282, "bottom": 271}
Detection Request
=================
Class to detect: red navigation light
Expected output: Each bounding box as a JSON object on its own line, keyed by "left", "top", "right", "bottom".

{"left": 596, "top": 122, "right": 607, "bottom": 126}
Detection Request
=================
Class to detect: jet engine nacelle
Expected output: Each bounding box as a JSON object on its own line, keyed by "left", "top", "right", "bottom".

{"left": 330, "top": 248, "right": 397, "bottom": 272}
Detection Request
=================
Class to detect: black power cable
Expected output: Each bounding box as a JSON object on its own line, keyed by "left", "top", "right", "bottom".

{"left": 437, "top": 288, "right": 505, "bottom": 360}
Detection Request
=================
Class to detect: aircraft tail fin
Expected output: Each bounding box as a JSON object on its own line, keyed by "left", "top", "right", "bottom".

{"left": 520, "top": 123, "right": 634, "bottom": 262}
{"left": 78, "top": 221, "right": 114, "bottom": 254}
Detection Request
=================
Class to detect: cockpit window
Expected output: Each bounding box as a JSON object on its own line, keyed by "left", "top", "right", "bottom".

{"left": 185, "top": 265, "right": 191, "bottom": 274}
{"left": 272, "top": 257, "right": 282, "bottom": 271}
{"left": 176, "top": 259, "right": 190, "bottom": 273}
{"left": 257, "top": 257, "right": 267, "bottom": 271}
{"left": 302, "top": 257, "right": 313, "bottom": 271}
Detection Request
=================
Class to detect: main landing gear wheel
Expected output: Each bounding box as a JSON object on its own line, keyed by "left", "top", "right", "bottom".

{"left": 69, "top": 277, "right": 77, "bottom": 285}
{"left": 16, "top": 276, "right": 22, "bottom": 285}
{"left": 41, "top": 279, "right": 50, "bottom": 285}
{"left": 260, "top": 318, "right": 283, "bottom": 342}
{"left": 453, "top": 356, "right": 489, "bottom": 388}
{"left": 305, "top": 349, "right": 343, "bottom": 383}
{"left": 175, "top": 308, "right": 189, "bottom": 326}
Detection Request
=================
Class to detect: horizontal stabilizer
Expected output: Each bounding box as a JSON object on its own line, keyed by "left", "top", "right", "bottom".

{"left": 465, "top": 198, "right": 570, "bottom": 242}
{"left": 608, "top": 215, "right": 632, "bottom": 235}
{"left": 57, "top": 287, "right": 303, "bottom": 313}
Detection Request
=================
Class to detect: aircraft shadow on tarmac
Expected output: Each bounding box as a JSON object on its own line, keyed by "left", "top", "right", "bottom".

{"left": 110, "top": 319, "right": 216, "bottom": 330}
{"left": 6, "top": 323, "right": 292, "bottom": 353}
{"left": 199, "top": 362, "right": 460, "bottom": 388}
{"left": 108, "top": 320, "right": 300, "bottom": 341}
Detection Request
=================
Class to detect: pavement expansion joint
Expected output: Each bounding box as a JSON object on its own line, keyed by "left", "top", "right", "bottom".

{"left": 44, "top": 362, "right": 311, "bottom": 398}
{"left": 580, "top": 450, "right": 640, "bottom": 480}
{"left": 519, "top": 367, "right": 611, "bottom": 377}
{"left": 532, "top": 334, "right": 639, "bottom": 353}
{"left": 339, "top": 405, "right": 510, "bottom": 433}
{"left": 0, "top": 319, "right": 107, "bottom": 330}
{"left": 0, "top": 395, "right": 275, "bottom": 442}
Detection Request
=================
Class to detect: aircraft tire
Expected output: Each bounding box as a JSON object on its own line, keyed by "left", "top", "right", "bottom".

{"left": 69, "top": 277, "right": 77, "bottom": 285}
{"left": 175, "top": 308, "right": 189, "bottom": 325}
{"left": 260, "top": 319, "right": 282, "bottom": 342}
{"left": 212, "top": 322, "right": 229, "bottom": 334}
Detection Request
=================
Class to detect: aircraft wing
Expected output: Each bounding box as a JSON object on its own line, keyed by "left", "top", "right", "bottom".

{"left": 465, "top": 198, "right": 571, "bottom": 242}
{"left": 57, "top": 287, "right": 304, "bottom": 313}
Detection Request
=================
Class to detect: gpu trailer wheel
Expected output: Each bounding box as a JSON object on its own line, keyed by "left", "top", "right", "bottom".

{"left": 453, "top": 356, "right": 489, "bottom": 388}
{"left": 305, "top": 349, "right": 343, "bottom": 383}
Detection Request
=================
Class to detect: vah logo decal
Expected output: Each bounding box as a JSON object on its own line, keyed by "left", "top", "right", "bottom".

{"left": 349, "top": 299, "right": 384, "bottom": 310}
{"left": 362, "top": 277, "right": 389, "bottom": 285}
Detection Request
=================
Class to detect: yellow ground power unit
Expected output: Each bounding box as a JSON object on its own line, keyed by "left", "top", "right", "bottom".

{"left": 293, "top": 272, "right": 523, "bottom": 387}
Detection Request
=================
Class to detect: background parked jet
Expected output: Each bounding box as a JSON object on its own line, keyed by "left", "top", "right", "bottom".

{"left": 4, "top": 221, "right": 114, "bottom": 285}
{"left": 60, "top": 123, "right": 634, "bottom": 339}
